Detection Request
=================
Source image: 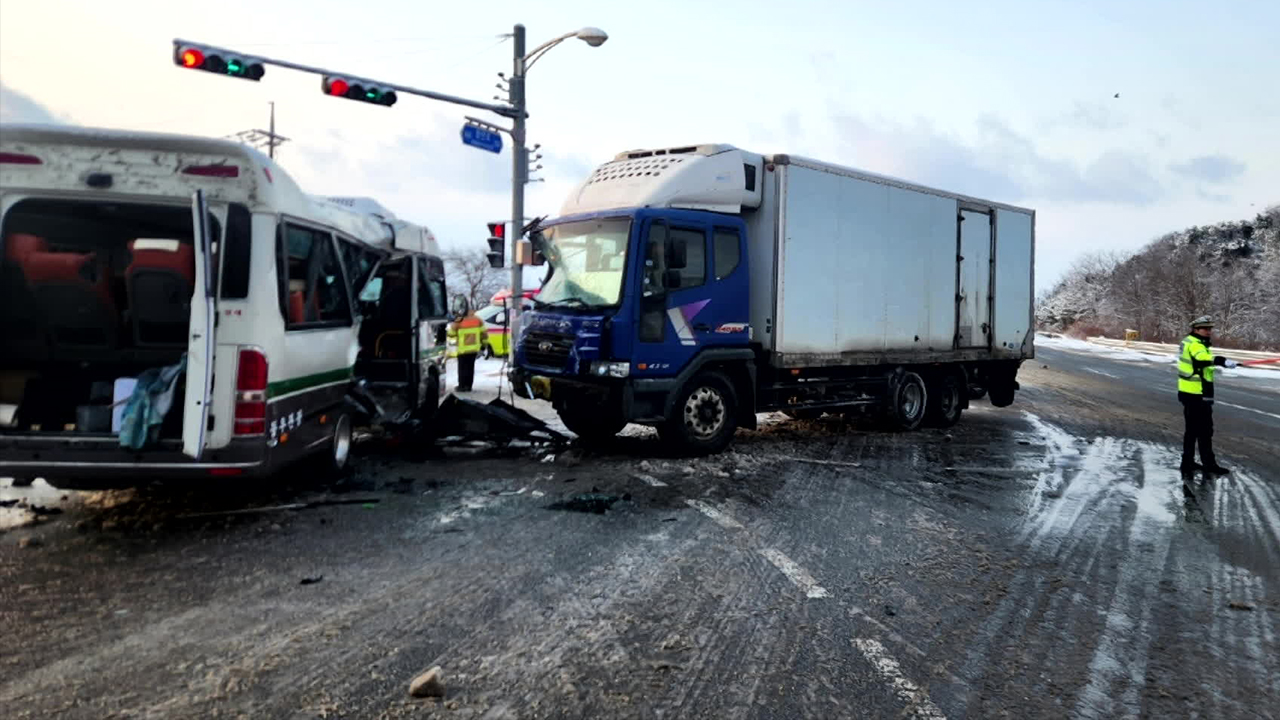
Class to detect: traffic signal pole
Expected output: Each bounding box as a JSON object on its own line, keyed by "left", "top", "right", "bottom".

{"left": 172, "top": 38, "right": 520, "bottom": 118}
{"left": 508, "top": 24, "right": 527, "bottom": 340}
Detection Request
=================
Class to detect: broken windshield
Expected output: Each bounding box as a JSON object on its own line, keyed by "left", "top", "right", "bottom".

{"left": 536, "top": 218, "right": 631, "bottom": 308}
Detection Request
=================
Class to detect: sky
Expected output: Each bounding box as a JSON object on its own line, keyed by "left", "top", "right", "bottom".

{"left": 1, "top": 0, "right": 1277, "bottom": 293}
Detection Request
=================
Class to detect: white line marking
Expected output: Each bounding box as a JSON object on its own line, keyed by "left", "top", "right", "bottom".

{"left": 853, "top": 638, "right": 948, "bottom": 719}
{"left": 684, "top": 499, "right": 743, "bottom": 529}
{"left": 758, "top": 547, "right": 829, "bottom": 598}
{"left": 635, "top": 473, "right": 668, "bottom": 487}
{"left": 684, "top": 500, "right": 831, "bottom": 600}
{"left": 1216, "top": 401, "right": 1280, "bottom": 421}
{"left": 1085, "top": 367, "right": 1120, "bottom": 379}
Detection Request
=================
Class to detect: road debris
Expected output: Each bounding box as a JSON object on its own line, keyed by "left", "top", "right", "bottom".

{"left": 1227, "top": 601, "right": 1255, "bottom": 611}
{"left": 409, "top": 666, "right": 446, "bottom": 698}
{"left": 300, "top": 576, "right": 324, "bottom": 586}
{"left": 18, "top": 537, "right": 42, "bottom": 549}
{"left": 547, "top": 493, "right": 627, "bottom": 514}
{"left": 433, "top": 395, "right": 569, "bottom": 447}
{"left": 777, "top": 456, "right": 863, "bottom": 468}
{"left": 174, "top": 498, "right": 381, "bottom": 520}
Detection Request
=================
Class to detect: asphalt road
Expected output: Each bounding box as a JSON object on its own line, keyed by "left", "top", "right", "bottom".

{"left": 2, "top": 351, "right": 1277, "bottom": 719}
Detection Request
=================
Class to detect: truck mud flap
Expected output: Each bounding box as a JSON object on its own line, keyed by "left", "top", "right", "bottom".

{"left": 433, "top": 395, "right": 569, "bottom": 446}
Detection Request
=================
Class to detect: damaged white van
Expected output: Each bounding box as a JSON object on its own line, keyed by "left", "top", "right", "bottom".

{"left": 0, "top": 124, "right": 449, "bottom": 489}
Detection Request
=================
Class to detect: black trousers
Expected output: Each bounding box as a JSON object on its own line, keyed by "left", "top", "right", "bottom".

{"left": 1180, "top": 394, "right": 1216, "bottom": 466}
{"left": 456, "top": 353, "right": 477, "bottom": 391}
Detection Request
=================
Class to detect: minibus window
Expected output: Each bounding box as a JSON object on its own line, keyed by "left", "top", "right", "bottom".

{"left": 279, "top": 224, "right": 352, "bottom": 329}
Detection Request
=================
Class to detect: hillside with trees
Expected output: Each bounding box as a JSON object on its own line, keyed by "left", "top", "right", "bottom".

{"left": 1037, "top": 205, "right": 1280, "bottom": 351}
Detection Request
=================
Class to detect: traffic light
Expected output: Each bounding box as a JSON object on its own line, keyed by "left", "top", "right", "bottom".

{"left": 173, "top": 44, "right": 264, "bottom": 81}
{"left": 486, "top": 222, "right": 505, "bottom": 269}
{"left": 321, "top": 77, "right": 397, "bottom": 107}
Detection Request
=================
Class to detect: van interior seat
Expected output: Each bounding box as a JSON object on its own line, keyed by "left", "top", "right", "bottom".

{"left": 125, "top": 239, "right": 195, "bottom": 346}
{"left": 19, "top": 244, "right": 118, "bottom": 350}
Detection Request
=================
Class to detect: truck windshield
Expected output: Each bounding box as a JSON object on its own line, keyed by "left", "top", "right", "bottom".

{"left": 536, "top": 218, "right": 631, "bottom": 308}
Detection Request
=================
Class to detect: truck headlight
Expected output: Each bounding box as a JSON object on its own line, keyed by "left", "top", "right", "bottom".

{"left": 590, "top": 361, "right": 630, "bottom": 378}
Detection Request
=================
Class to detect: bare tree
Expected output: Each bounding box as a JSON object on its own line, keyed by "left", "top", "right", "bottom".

{"left": 442, "top": 248, "right": 506, "bottom": 313}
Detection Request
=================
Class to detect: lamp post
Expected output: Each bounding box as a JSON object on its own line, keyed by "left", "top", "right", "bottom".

{"left": 507, "top": 24, "right": 608, "bottom": 340}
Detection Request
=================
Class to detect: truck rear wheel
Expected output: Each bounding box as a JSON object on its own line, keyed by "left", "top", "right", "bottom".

{"left": 925, "top": 374, "right": 963, "bottom": 428}
{"left": 888, "top": 371, "right": 928, "bottom": 431}
{"left": 661, "top": 372, "right": 738, "bottom": 455}
{"left": 988, "top": 384, "right": 1016, "bottom": 407}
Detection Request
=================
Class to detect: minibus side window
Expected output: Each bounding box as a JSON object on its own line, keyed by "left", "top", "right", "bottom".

{"left": 219, "top": 203, "right": 252, "bottom": 299}
{"left": 278, "top": 223, "right": 352, "bottom": 329}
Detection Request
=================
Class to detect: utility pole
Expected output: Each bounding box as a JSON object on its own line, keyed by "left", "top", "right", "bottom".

{"left": 229, "top": 101, "right": 290, "bottom": 159}
{"left": 508, "top": 24, "right": 527, "bottom": 339}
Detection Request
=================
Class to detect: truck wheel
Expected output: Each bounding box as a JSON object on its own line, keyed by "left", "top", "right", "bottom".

{"left": 558, "top": 403, "right": 627, "bottom": 445}
{"left": 988, "top": 384, "right": 1016, "bottom": 408}
{"left": 662, "top": 372, "right": 738, "bottom": 455}
{"left": 926, "top": 374, "right": 963, "bottom": 428}
{"left": 888, "top": 371, "right": 928, "bottom": 431}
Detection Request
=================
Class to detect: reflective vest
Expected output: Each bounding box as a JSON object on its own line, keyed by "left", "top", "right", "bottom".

{"left": 1178, "top": 334, "right": 1215, "bottom": 396}
{"left": 447, "top": 314, "right": 484, "bottom": 357}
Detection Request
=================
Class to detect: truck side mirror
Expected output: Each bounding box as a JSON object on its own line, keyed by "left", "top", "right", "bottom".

{"left": 666, "top": 239, "right": 688, "bottom": 270}
{"left": 664, "top": 269, "right": 682, "bottom": 289}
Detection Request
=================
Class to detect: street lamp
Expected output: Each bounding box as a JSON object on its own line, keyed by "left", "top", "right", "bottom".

{"left": 507, "top": 24, "right": 608, "bottom": 340}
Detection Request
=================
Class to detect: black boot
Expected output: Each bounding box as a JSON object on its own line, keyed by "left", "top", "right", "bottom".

{"left": 1204, "top": 463, "right": 1231, "bottom": 475}
{"left": 1179, "top": 460, "right": 1204, "bottom": 472}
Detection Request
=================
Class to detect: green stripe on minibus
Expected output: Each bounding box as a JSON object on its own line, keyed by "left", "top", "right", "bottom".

{"left": 267, "top": 367, "right": 354, "bottom": 399}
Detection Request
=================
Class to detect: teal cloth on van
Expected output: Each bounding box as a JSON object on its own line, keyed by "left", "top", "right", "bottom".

{"left": 118, "top": 354, "right": 188, "bottom": 450}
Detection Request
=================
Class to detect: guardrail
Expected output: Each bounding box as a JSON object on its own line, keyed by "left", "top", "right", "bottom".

{"left": 1086, "top": 337, "right": 1280, "bottom": 369}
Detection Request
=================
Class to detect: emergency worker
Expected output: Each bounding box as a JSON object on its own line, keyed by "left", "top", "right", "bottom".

{"left": 1178, "top": 316, "right": 1238, "bottom": 473}
{"left": 447, "top": 297, "right": 484, "bottom": 392}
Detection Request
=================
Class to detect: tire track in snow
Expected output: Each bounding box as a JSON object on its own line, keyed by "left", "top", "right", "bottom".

{"left": 1073, "top": 442, "right": 1181, "bottom": 720}
{"left": 958, "top": 416, "right": 1134, "bottom": 711}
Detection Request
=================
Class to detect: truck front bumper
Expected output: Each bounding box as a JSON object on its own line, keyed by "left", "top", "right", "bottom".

{"left": 509, "top": 368, "right": 672, "bottom": 424}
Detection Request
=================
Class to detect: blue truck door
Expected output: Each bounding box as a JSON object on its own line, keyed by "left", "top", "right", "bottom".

{"left": 635, "top": 219, "right": 748, "bottom": 377}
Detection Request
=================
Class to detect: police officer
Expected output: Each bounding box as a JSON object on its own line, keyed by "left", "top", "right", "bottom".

{"left": 1178, "top": 316, "right": 1238, "bottom": 473}
{"left": 447, "top": 298, "right": 484, "bottom": 392}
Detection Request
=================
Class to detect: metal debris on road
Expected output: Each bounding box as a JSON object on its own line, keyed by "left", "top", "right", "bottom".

{"left": 777, "top": 456, "right": 863, "bottom": 468}
{"left": 174, "top": 498, "right": 381, "bottom": 520}
{"left": 432, "top": 396, "right": 569, "bottom": 447}
{"left": 1227, "top": 601, "right": 1256, "bottom": 611}
{"left": 299, "top": 575, "right": 324, "bottom": 585}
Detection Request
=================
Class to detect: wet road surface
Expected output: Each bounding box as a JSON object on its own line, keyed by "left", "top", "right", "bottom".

{"left": 2, "top": 352, "right": 1278, "bottom": 719}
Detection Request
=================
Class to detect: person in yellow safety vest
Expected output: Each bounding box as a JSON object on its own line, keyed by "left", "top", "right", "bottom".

{"left": 447, "top": 299, "right": 485, "bottom": 392}
{"left": 1178, "top": 315, "right": 1238, "bottom": 474}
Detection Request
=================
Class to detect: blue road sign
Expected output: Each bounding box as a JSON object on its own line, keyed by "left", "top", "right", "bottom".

{"left": 461, "top": 124, "right": 503, "bottom": 154}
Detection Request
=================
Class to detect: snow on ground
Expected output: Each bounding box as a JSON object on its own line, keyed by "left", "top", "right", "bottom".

{"left": 1035, "top": 334, "right": 1280, "bottom": 379}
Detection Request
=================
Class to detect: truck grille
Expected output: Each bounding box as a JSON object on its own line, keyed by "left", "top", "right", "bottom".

{"left": 522, "top": 331, "right": 574, "bottom": 369}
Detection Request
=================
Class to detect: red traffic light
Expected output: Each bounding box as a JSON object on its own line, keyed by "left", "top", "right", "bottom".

{"left": 487, "top": 222, "right": 505, "bottom": 239}
{"left": 321, "top": 76, "right": 396, "bottom": 106}
{"left": 326, "top": 78, "right": 350, "bottom": 97}
{"left": 173, "top": 43, "right": 263, "bottom": 81}
{"left": 180, "top": 48, "right": 204, "bottom": 68}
